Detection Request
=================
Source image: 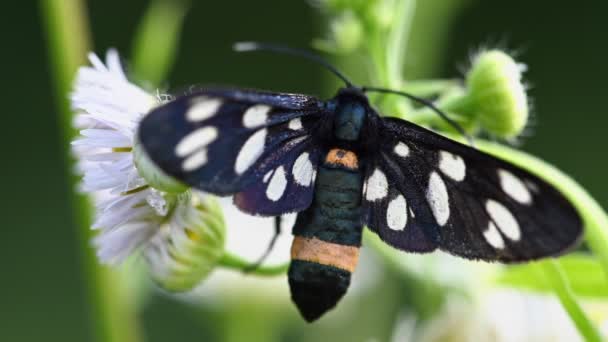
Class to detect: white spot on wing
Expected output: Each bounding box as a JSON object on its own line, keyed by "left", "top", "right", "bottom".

{"left": 292, "top": 152, "right": 314, "bottom": 187}
{"left": 483, "top": 222, "right": 505, "bottom": 249}
{"left": 288, "top": 117, "right": 303, "bottom": 130}
{"left": 393, "top": 142, "right": 410, "bottom": 158}
{"left": 426, "top": 172, "right": 450, "bottom": 225}
{"left": 438, "top": 151, "right": 466, "bottom": 181}
{"left": 498, "top": 169, "right": 532, "bottom": 204}
{"left": 486, "top": 199, "right": 521, "bottom": 241}
{"left": 387, "top": 194, "right": 408, "bottom": 230}
{"left": 175, "top": 127, "right": 218, "bottom": 157}
{"left": 365, "top": 168, "right": 388, "bottom": 201}
{"left": 263, "top": 170, "right": 273, "bottom": 183}
{"left": 186, "top": 97, "right": 222, "bottom": 122}
{"left": 182, "top": 149, "right": 208, "bottom": 171}
{"left": 525, "top": 180, "right": 540, "bottom": 194}
{"left": 266, "top": 166, "right": 287, "bottom": 201}
{"left": 235, "top": 129, "right": 267, "bottom": 174}
{"left": 287, "top": 135, "right": 308, "bottom": 147}
{"left": 243, "top": 104, "right": 271, "bottom": 128}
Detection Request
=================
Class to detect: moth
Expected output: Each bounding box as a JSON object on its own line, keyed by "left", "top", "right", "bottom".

{"left": 138, "top": 43, "right": 582, "bottom": 322}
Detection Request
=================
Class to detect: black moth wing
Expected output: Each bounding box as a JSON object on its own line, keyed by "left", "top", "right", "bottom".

{"left": 138, "top": 88, "right": 327, "bottom": 215}
{"left": 363, "top": 116, "right": 583, "bottom": 262}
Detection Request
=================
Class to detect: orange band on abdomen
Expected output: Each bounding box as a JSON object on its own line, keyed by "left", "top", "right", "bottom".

{"left": 290, "top": 236, "right": 360, "bottom": 273}
{"left": 325, "top": 148, "right": 359, "bottom": 170}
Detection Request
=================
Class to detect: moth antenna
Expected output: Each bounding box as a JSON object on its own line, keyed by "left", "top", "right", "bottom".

{"left": 362, "top": 86, "right": 475, "bottom": 146}
{"left": 234, "top": 41, "right": 355, "bottom": 88}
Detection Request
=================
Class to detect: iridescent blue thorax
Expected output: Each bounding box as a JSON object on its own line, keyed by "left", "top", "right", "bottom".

{"left": 331, "top": 88, "right": 369, "bottom": 142}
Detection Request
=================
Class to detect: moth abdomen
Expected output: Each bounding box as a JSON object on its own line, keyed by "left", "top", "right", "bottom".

{"left": 288, "top": 148, "right": 364, "bottom": 321}
{"left": 288, "top": 239, "right": 359, "bottom": 322}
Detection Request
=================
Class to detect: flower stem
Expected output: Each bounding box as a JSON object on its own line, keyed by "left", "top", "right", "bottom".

{"left": 537, "top": 260, "right": 603, "bottom": 342}
{"left": 219, "top": 251, "right": 289, "bottom": 276}
{"left": 131, "top": 0, "right": 190, "bottom": 87}
{"left": 386, "top": 0, "right": 416, "bottom": 88}
{"left": 40, "top": 1, "right": 142, "bottom": 341}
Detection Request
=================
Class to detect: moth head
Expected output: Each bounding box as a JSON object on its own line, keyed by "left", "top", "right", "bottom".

{"left": 333, "top": 88, "right": 369, "bottom": 141}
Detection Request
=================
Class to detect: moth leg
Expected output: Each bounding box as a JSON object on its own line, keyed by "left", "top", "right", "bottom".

{"left": 244, "top": 216, "right": 282, "bottom": 273}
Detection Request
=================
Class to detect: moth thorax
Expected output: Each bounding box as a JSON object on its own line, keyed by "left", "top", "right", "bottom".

{"left": 333, "top": 101, "right": 366, "bottom": 141}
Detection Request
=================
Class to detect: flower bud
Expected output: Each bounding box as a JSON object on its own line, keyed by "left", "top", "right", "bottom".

{"left": 133, "top": 136, "right": 188, "bottom": 194}
{"left": 145, "top": 192, "right": 226, "bottom": 292}
{"left": 366, "top": 0, "right": 394, "bottom": 29}
{"left": 461, "top": 50, "right": 529, "bottom": 138}
{"left": 330, "top": 11, "right": 363, "bottom": 53}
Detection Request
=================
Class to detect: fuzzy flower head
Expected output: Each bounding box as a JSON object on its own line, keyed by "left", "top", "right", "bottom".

{"left": 71, "top": 50, "right": 224, "bottom": 291}
{"left": 462, "top": 50, "right": 530, "bottom": 139}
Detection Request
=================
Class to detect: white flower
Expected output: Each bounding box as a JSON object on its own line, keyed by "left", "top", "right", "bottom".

{"left": 71, "top": 49, "right": 171, "bottom": 265}
{"left": 71, "top": 50, "right": 226, "bottom": 292}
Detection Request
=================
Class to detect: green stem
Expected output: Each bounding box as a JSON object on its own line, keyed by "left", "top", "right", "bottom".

{"left": 401, "top": 78, "right": 460, "bottom": 97}
{"left": 386, "top": 0, "right": 416, "bottom": 88}
{"left": 131, "top": 0, "right": 190, "bottom": 87}
{"left": 40, "top": 1, "right": 142, "bottom": 342}
{"left": 219, "top": 252, "right": 289, "bottom": 276}
{"left": 537, "top": 260, "right": 603, "bottom": 342}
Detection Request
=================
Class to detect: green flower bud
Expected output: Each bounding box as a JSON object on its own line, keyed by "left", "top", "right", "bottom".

{"left": 330, "top": 11, "right": 363, "bottom": 53}
{"left": 133, "top": 136, "right": 188, "bottom": 194}
{"left": 145, "top": 192, "right": 226, "bottom": 292}
{"left": 458, "top": 50, "right": 529, "bottom": 139}
{"left": 366, "top": 0, "right": 394, "bottom": 30}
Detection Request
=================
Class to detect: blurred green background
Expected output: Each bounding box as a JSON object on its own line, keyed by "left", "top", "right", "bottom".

{"left": 2, "top": 1, "right": 607, "bottom": 341}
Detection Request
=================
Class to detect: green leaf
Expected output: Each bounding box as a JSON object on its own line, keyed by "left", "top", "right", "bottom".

{"left": 496, "top": 254, "right": 608, "bottom": 298}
